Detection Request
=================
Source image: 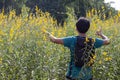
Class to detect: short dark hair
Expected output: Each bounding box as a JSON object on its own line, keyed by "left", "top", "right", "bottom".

{"left": 76, "top": 17, "right": 90, "bottom": 33}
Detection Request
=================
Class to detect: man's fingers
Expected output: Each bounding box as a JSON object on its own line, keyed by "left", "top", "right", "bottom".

{"left": 46, "top": 31, "right": 51, "bottom": 35}
{"left": 96, "top": 31, "right": 99, "bottom": 35}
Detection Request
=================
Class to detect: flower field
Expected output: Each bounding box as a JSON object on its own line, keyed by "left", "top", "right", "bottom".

{"left": 0, "top": 7, "right": 120, "bottom": 80}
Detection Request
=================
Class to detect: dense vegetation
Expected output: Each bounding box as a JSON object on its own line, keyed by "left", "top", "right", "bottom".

{"left": 0, "top": 0, "right": 117, "bottom": 24}
{"left": 0, "top": 6, "right": 120, "bottom": 79}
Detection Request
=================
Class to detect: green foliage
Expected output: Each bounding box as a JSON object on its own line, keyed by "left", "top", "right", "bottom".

{"left": 0, "top": 0, "right": 117, "bottom": 24}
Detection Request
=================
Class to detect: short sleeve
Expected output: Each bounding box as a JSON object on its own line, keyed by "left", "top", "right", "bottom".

{"left": 94, "top": 38, "right": 104, "bottom": 48}
{"left": 62, "top": 36, "right": 75, "bottom": 48}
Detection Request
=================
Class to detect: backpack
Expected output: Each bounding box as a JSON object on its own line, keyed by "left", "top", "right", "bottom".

{"left": 74, "top": 36, "right": 95, "bottom": 67}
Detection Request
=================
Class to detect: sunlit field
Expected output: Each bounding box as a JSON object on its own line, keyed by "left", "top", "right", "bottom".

{"left": 0, "top": 7, "right": 120, "bottom": 80}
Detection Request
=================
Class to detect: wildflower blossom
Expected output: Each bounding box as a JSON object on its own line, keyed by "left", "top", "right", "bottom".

{"left": 102, "top": 52, "right": 107, "bottom": 56}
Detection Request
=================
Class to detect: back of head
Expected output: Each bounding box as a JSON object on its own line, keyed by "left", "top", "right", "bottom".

{"left": 76, "top": 17, "right": 90, "bottom": 33}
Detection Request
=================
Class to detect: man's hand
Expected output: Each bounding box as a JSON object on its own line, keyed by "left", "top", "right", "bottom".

{"left": 96, "top": 27, "right": 103, "bottom": 36}
{"left": 96, "top": 27, "right": 110, "bottom": 45}
{"left": 43, "top": 30, "right": 63, "bottom": 44}
{"left": 49, "top": 34, "right": 56, "bottom": 42}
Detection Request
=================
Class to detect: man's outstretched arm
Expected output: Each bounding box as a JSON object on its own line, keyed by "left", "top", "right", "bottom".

{"left": 45, "top": 31, "right": 63, "bottom": 44}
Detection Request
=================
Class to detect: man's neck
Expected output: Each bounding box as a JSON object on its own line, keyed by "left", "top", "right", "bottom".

{"left": 78, "top": 33, "right": 87, "bottom": 37}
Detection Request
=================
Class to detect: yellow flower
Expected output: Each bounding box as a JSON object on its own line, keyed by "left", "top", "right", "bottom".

{"left": 102, "top": 52, "right": 107, "bottom": 56}
{"left": 92, "top": 38, "right": 96, "bottom": 42}
{"left": 98, "top": 60, "right": 102, "bottom": 64}
{"left": 104, "top": 57, "right": 112, "bottom": 61}
{"left": 105, "top": 57, "right": 109, "bottom": 61}
{"left": 9, "top": 28, "right": 14, "bottom": 41}
{"left": 93, "top": 55, "right": 96, "bottom": 59}
{"left": 0, "top": 39, "right": 3, "bottom": 42}
{"left": 108, "top": 57, "right": 112, "bottom": 61}
{"left": 85, "top": 37, "right": 89, "bottom": 42}
{"left": 41, "top": 28, "right": 47, "bottom": 33}
{"left": 51, "top": 32, "right": 54, "bottom": 35}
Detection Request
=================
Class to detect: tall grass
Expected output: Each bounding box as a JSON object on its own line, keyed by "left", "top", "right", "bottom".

{"left": 0, "top": 7, "right": 120, "bottom": 80}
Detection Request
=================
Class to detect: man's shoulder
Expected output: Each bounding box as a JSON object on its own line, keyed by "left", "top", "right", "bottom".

{"left": 62, "top": 36, "right": 77, "bottom": 48}
{"left": 94, "top": 38, "right": 104, "bottom": 48}
{"left": 63, "top": 36, "right": 77, "bottom": 40}
{"left": 67, "top": 36, "right": 77, "bottom": 38}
